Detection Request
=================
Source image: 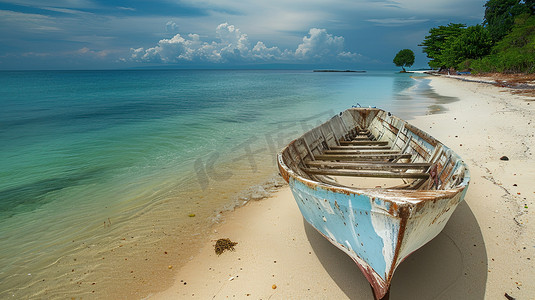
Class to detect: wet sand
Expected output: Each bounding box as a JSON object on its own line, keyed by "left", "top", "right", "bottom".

{"left": 152, "top": 75, "right": 535, "bottom": 299}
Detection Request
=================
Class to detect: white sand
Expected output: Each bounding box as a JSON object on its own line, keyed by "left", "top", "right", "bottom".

{"left": 152, "top": 75, "right": 535, "bottom": 299}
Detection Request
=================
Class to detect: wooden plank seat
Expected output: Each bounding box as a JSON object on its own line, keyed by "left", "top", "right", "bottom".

{"left": 314, "top": 153, "right": 412, "bottom": 161}
{"left": 303, "top": 167, "right": 430, "bottom": 179}
{"left": 324, "top": 149, "right": 401, "bottom": 155}
{"left": 305, "top": 161, "right": 431, "bottom": 170}
{"left": 330, "top": 145, "right": 392, "bottom": 150}
{"left": 340, "top": 140, "right": 389, "bottom": 146}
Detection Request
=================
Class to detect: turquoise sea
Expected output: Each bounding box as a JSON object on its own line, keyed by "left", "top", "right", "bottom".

{"left": 0, "top": 70, "right": 453, "bottom": 298}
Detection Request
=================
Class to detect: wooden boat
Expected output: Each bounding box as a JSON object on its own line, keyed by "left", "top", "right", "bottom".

{"left": 277, "top": 108, "right": 470, "bottom": 299}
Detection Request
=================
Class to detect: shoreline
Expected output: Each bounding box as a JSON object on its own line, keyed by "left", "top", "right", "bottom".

{"left": 3, "top": 71, "right": 436, "bottom": 299}
{"left": 152, "top": 75, "right": 534, "bottom": 299}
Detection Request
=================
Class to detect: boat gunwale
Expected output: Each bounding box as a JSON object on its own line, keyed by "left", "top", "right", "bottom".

{"left": 277, "top": 108, "right": 470, "bottom": 206}
{"left": 278, "top": 151, "right": 467, "bottom": 204}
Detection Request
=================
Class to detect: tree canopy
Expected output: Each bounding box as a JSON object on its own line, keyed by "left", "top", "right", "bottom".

{"left": 393, "top": 49, "right": 415, "bottom": 72}
{"left": 526, "top": 0, "right": 535, "bottom": 14}
{"left": 441, "top": 25, "right": 493, "bottom": 69}
{"left": 471, "top": 13, "right": 535, "bottom": 73}
{"left": 419, "top": 0, "right": 535, "bottom": 73}
{"left": 484, "top": 0, "right": 530, "bottom": 42}
{"left": 419, "top": 23, "right": 465, "bottom": 69}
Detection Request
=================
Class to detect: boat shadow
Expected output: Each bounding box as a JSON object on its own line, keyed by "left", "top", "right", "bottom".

{"left": 304, "top": 200, "right": 487, "bottom": 299}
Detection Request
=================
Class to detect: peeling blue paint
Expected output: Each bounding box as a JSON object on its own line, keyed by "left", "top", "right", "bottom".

{"left": 289, "top": 177, "right": 400, "bottom": 280}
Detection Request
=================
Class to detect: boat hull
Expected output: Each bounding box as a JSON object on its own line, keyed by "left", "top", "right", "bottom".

{"left": 285, "top": 174, "right": 466, "bottom": 298}
{"left": 277, "top": 108, "right": 470, "bottom": 299}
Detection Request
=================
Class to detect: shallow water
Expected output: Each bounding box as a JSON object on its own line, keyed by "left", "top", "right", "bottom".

{"left": 0, "top": 70, "right": 455, "bottom": 298}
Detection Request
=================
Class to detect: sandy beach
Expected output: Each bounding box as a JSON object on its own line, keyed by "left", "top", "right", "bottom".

{"left": 152, "top": 75, "right": 535, "bottom": 300}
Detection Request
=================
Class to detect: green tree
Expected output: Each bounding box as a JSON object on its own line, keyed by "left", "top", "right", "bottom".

{"left": 441, "top": 25, "right": 493, "bottom": 69}
{"left": 393, "top": 49, "right": 415, "bottom": 72}
{"left": 525, "top": 0, "right": 535, "bottom": 14}
{"left": 484, "top": 0, "right": 529, "bottom": 42}
{"left": 472, "top": 13, "right": 535, "bottom": 73}
{"left": 419, "top": 23, "right": 466, "bottom": 69}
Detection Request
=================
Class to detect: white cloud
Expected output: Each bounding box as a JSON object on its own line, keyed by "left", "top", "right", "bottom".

{"left": 251, "top": 41, "right": 283, "bottom": 60}
{"left": 0, "top": 9, "right": 63, "bottom": 33}
{"left": 76, "top": 47, "right": 109, "bottom": 57}
{"left": 40, "top": 6, "right": 93, "bottom": 15}
{"left": 117, "top": 7, "right": 136, "bottom": 11}
{"left": 215, "top": 23, "right": 250, "bottom": 60}
{"left": 366, "top": 17, "right": 429, "bottom": 26}
{"left": 295, "top": 28, "right": 344, "bottom": 60}
{"left": 2, "top": 0, "right": 94, "bottom": 7}
{"left": 129, "top": 23, "right": 359, "bottom": 64}
{"left": 19, "top": 47, "right": 111, "bottom": 58}
{"left": 179, "top": 0, "right": 484, "bottom": 32}
{"left": 166, "top": 21, "right": 178, "bottom": 32}
{"left": 338, "top": 51, "right": 362, "bottom": 61}
{"left": 0, "top": 9, "right": 53, "bottom": 23}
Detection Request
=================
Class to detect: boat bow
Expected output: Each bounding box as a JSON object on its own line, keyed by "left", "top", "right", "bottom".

{"left": 277, "top": 108, "right": 470, "bottom": 299}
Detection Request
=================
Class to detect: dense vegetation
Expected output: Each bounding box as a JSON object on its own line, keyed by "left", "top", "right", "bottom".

{"left": 420, "top": 0, "right": 535, "bottom": 73}
{"left": 393, "top": 49, "right": 415, "bottom": 72}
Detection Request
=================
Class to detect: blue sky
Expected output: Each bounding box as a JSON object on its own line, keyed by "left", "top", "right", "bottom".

{"left": 0, "top": 0, "right": 487, "bottom": 70}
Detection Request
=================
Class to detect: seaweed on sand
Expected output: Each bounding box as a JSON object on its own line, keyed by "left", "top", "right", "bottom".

{"left": 214, "top": 238, "right": 238, "bottom": 255}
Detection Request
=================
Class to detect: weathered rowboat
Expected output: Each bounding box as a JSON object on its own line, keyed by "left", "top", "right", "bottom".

{"left": 277, "top": 108, "right": 470, "bottom": 299}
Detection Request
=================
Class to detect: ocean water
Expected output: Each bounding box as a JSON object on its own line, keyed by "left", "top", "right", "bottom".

{"left": 0, "top": 70, "right": 451, "bottom": 298}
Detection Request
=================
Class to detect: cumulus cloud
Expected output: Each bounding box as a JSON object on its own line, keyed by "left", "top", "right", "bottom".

{"left": 129, "top": 23, "right": 359, "bottom": 64}
{"left": 166, "top": 21, "right": 178, "bottom": 32}
{"left": 251, "top": 41, "right": 283, "bottom": 60}
{"left": 295, "top": 28, "right": 345, "bottom": 60}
